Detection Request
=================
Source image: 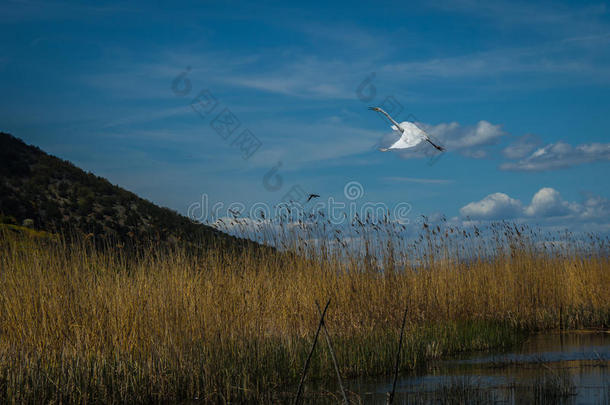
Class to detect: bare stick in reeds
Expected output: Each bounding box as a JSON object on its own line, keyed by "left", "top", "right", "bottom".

{"left": 294, "top": 299, "right": 331, "bottom": 405}
{"left": 316, "top": 300, "right": 349, "bottom": 405}
{"left": 388, "top": 302, "right": 409, "bottom": 405}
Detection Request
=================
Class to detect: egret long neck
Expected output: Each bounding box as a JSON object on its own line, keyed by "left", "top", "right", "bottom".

{"left": 379, "top": 110, "right": 403, "bottom": 133}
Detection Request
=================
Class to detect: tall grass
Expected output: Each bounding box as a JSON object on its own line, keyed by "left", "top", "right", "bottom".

{"left": 0, "top": 221, "right": 608, "bottom": 403}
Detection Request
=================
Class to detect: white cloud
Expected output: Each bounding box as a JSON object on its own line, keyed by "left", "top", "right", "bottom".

{"left": 524, "top": 187, "right": 578, "bottom": 217}
{"left": 430, "top": 120, "right": 505, "bottom": 149}
{"left": 500, "top": 141, "right": 610, "bottom": 171}
{"left": 460, "top": 187, "right": 610, "bottom": 225}
{"left": 460, "top": 192, "right": 523, "bottom": 219}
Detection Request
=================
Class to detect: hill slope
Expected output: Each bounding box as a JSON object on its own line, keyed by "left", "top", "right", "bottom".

{"left": 0, "top": 132, "right": 251, "bottom": 248}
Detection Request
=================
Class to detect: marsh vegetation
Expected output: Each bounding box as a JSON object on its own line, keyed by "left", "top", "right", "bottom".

{"left": 0, "top": 220, "right": 608, "bottom": 403}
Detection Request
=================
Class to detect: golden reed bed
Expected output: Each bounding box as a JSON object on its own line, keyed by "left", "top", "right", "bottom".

{"left": 0, "top": 223, "right": 607, "bottom": 403}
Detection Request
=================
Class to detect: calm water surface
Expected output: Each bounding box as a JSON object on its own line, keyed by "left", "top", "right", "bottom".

{"left": 345, "top": 331, "right": 609, "bottom": 404}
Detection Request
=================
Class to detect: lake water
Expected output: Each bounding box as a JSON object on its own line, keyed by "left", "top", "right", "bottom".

{"left": 346, "top": 331, "right": 609, "bottom": 404}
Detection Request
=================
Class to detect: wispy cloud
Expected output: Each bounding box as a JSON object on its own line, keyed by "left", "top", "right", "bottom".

{"left": 429, "top": 0, "right": 608, "bottom": 36}
{"left": 223, "top": 74, "right": 351, "bottom": 99}
{"left": 0, "top": 0, "right": 129, "bottom": 23}
{"left": 381, "top": 38, "right": 610, "bottom": 84}
{"left": 245, "top": 117, "right": 380, "bottom": 169}
{"left": 101, "top": 105, "right": 193, "bottom": 129}
{"left": 384, "top": 176, "right": 453, "bottom": 184}
{"left": 501, "top": 133, "right": 542, "bottom": 159}
{"left": 500, "top": 141, "right": 610, "bottom": 171}
{"left": 75, "top": 21, "right": 610, "bottom": 112}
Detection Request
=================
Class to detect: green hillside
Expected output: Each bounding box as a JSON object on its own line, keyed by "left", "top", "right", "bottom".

{"left": 0, "top": 132, "right": 253, "bottom": 249}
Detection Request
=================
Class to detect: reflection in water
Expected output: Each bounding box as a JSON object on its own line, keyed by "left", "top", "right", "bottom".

{"left": 454, "top": 331, "right": 609, "bottom": 364}
{"left": 347, "top": 332, "right": 609, "bottom": 404}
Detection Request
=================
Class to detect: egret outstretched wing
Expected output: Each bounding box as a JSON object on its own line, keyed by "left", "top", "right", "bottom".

{"left": 370, "top": 107, "right": 444, "bottom": 152}
{"left": 385, "top": 121, "right": 426, "bottom": 150}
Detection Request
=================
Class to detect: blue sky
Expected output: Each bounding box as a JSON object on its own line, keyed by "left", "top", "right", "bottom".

{"left": 2, "top": 0, "right": 610, "bottom": 234}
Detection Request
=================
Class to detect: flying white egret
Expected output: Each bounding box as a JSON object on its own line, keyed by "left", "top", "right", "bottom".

{"left": 369, "top": 107, "right": 444, "bottom": 152}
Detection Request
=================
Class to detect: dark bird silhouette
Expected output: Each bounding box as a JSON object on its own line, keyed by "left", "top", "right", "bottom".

{"left": 307, "top": 194, "right": 320, "bottom": 202}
